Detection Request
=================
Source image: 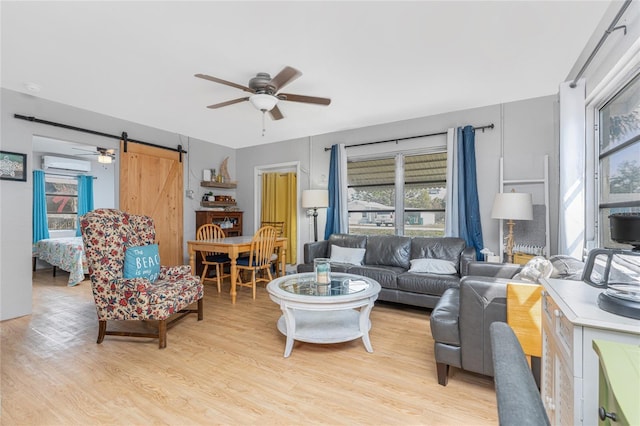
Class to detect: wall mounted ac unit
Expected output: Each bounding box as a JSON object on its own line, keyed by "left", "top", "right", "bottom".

{"left": 42, "top": 156, "right": 92, "bottom": 172}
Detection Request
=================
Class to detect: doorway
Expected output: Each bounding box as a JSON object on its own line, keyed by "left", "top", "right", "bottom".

{"left": 254, "top": 162, "right": 301, "bottom": 270}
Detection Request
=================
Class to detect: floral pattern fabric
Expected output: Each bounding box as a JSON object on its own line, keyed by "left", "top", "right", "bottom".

{"left": 80, "top": 209, "right": 203, "bottom": 321}
{"left": 35, "top": 237, "right": 88, "bottom": 286}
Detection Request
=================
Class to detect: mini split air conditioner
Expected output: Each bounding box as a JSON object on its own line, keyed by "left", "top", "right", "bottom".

{"left": 42, "top": 156, "right": 92, "bottom": 172}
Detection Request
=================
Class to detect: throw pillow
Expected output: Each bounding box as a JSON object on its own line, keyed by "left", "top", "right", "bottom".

{"left": 123, "top": 244, "right": 160, "bottom": 283}
{"left": 513, "top": 256, "right": 553, "bottom": 283}
{"left": 329, "top": 245, "right": 366, "bottom": 265}
{"left": 409, "top": 258, "right": 457, "bottom": 274}
{"left": 549, "top": 255, "right": 585, "bottom": 280}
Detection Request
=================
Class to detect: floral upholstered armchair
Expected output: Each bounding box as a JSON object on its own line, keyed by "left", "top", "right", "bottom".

{"left": 80, "top": 209, "right": 203, "bottom": 349}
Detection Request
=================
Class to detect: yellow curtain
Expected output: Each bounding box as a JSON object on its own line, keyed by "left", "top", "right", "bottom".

{"left": 261, "top": 172, "right": 297, "bottom": 264}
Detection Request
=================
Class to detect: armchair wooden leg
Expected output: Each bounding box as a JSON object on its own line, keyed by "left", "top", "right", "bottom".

{"left": 197, "top": 298, "right": 204, "bottom": 321}
{"left": 436, "top": 362, "right": 449, "bottom": 386}
{"left": 158, "top": 320, "right": 167, "bottom": 349}
{"left": 97, "top": 320, "right": 107, "bottom": 344}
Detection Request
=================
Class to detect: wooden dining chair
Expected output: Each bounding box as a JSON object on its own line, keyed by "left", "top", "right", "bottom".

{"left": 236, "top": 226, "right": 278, "bottom": 299}
{"left": 261, "top": 221, "right": 285, "bottom": 237}
{"left": 196, "top": 224, "right": 230, "bottom": 292}
{"left": 260, "top": 221, "right": 285, "bottom": 277}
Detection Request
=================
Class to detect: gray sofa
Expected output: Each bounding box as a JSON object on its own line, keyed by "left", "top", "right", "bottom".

{"left": 297, "top": 233, "right": 476, "bottom": 309}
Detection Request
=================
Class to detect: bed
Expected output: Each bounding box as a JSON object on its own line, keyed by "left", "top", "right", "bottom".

{"left": 35, "top": 237, "right": 88, "bottom": 286}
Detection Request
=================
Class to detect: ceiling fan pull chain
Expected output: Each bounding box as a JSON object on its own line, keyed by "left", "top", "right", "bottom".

{"left": 262, "top": 110, "right": 266, "bottom": 137}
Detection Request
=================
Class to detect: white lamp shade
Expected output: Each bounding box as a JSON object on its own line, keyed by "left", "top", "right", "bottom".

{"left": 302, "top": 189, "right": 329, "bottom": 208}
{"left": 249, "top": 94, "right": 278, "bottom": 111}
{"left": 491, "top": 192, "right": 533, "bottom": 220}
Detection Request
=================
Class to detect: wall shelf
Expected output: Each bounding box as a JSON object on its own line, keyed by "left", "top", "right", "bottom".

{"left": 200, "top": 181, "right": 237, "bottom": 189}
{"left": 200, "top": 201, "right": 237, "bottom": 208}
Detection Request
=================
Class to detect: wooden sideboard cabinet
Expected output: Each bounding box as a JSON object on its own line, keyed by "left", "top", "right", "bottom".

{"left": 194, "top": 210, "right": 243, "bottom": 276}
{"left": 540, "top": 278, "right": 640, "bottom": 426}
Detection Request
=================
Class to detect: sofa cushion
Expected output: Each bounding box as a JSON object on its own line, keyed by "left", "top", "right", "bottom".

{"left": 410, "top": 237, "right": 466, "bottom": 272}
{"left": 328, "top": 263, "right": 356, "bottom": 273}
{"left": 365, "top": 235, "right": 411, "bottom": 269}
{"left": 298, "top": 261, "right": 353, "bottom": 274}
{"left": 409, "top": 258, "right": 457, "bottom": 274}
{"left": 329, "top": 245, "right": 366, "bottom": 265}
{"left": 327, "top": 234, "right": 367, "bottom": 256}
{"left": 397, "top": 271, "right": 460, "bottom": 296}
{"left": 347, "top": 265, "right": 403, "bottom": 289}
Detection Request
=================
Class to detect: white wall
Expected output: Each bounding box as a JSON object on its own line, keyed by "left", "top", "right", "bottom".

{"left": 559, "top": 1, "right": 640, "bottom": 253}
{"left": 237, "top": 95, "right": 558, "bottom": 261}
{"left": 0, "top": 88, "right": 228, "bottom": 320}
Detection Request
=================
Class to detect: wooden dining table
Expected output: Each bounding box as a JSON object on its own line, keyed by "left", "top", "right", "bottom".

{"left": 187, "top": 235, "right": 287, "bottom": 304}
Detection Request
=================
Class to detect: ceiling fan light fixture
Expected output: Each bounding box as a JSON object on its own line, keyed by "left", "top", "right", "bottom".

{"left": 249, "top": 93, "right": 278, "bottom": 111}
{"left": 98, "top": 154, "right": 112, "bottom": 164}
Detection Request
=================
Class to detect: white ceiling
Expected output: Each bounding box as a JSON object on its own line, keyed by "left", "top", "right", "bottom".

{"left": 2, "top": 1, "right": 612, "bottom": 149}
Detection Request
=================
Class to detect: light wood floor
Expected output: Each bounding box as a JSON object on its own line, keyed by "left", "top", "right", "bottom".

{"left": 1, "top": 269, "right": 498, "bottom": 425}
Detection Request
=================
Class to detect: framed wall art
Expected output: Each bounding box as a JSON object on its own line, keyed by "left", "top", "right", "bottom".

{"left": 0, "top": 151, "right": 27, "bottom": 182}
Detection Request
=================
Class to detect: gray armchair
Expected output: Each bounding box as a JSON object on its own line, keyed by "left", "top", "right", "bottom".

{"left": 430, "top": 257, "right": 584, "bottom": 385}
{"left": 429, "top": 261, "right": 522, "bottom": 385}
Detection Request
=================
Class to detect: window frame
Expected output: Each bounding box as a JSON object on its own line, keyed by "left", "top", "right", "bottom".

{"left": 592, "top": 69, "right": 640, "bottom": 249}
{"left": 44, "top": 174, "right": 79, "bottom": 232}
{"left": 346, "top": 149, "right": 447, "bottom": 237}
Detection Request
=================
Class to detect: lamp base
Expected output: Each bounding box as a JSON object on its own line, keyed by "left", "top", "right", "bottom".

{"left": 505, "top": 219, "right": 515, "bottom": 263}
{"left": 312, "top": 208, "right": 319, "bottom": 242}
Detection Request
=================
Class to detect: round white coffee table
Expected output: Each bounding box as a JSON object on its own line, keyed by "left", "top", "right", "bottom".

{"left": 267, "top": 272, "right": 381, "bottom": 357}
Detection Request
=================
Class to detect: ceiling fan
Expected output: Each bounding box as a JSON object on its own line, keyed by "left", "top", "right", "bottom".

{"left": 195, "top": 66, "right": 331, "bottom": 121}
{"left": 73, "top": 147, "right": 116, "bottom": 164}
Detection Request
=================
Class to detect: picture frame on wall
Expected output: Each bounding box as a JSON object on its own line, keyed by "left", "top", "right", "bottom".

{"left": 0, "top": 151, "right": 27, "bottom": 182}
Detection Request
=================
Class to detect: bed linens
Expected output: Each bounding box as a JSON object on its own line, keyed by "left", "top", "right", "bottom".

{"left": 35, "top": 237, "right": 88, "bottom": 286}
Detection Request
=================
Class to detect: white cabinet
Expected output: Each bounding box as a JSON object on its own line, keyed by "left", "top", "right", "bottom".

{"left": 540, "top": 278, "right": 640, "bottom": 426}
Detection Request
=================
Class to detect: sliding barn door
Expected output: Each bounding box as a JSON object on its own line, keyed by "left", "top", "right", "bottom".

{"left": 119, "top": 141, "right": 183, "bottom": 266}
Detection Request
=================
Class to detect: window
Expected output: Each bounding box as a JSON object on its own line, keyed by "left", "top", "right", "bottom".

{"left": 347, "top": 151, "right": 446, "bottom": 237}
{"left": 45, "top": 175, "right": 78, "bottom": 231}
{"left": 598, "top": 72, "right": 640, "bottom": 248}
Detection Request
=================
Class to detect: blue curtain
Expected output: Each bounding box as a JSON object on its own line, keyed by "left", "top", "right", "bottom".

{"left": 457, "top": 126, "right": 484, "bottom": 260}
{"left": 76, "top": 175, "right": 94, "bottom": 236}
{"left": 33, "top": 170, "right": 50, "bottom": 243}
{"left": 324, "top": 144, "right": 348, "bottom": 239}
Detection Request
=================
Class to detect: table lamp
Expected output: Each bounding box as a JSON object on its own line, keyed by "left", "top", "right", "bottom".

{"left": 302, "top": 189, "right": 329, "bottom": 242}
{"left": 491, "top": 192, "right": 533, "bottom": 263}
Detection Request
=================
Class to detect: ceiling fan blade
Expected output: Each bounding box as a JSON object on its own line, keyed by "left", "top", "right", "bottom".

{"left": 268, "top": 66, "right": 302, "bottom": 92}
{"left": 206, "top": 97, "right": 250, "bottom": 109}
{"left": 195, "top": 74, "right": 254, "bottom": 93}
{"left": 269, "top": 105, "right": 284, "bottom": 121}
{"left": 279, "top": 93, "right": 331, "bottom": 106}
